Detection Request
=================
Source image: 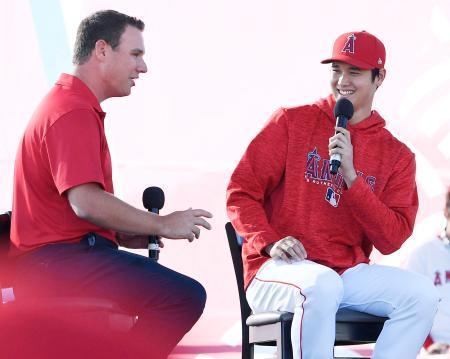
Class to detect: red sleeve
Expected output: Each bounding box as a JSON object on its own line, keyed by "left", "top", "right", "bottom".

{"left": 226, "top": 108, "right": 288, "bottom": 255}
{"left": 41, "top": 109, "right": 106, "bottom": 195}
{"left": 345, "top": 146, "right": 418, "bottom": 254}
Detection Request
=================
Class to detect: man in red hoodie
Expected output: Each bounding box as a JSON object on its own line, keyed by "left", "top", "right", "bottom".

{"left": 227, "top": 31, "right": 439, "bottom": 358}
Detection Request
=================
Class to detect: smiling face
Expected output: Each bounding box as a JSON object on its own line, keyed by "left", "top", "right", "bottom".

{"left": 102, "top": 25, "right": 148, "bottom": 98}
{"left": 330, "top": 62, "right": 385, "bottom": 124}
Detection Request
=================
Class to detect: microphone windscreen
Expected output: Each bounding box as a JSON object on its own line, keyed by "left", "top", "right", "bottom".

{"left": 142, "top": 187, "right": 165, "bottom": 210}
{"left": 334, "top": 98, "right": 354, "bottom": 120}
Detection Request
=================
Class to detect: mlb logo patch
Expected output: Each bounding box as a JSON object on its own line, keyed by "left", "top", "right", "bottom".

{"left": 325, "top": 187, "right": 340, "bottom": 207}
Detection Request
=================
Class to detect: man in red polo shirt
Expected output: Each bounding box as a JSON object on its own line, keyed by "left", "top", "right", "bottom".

{"left": 11, "top": 10, "right": 212, "bottom": 358}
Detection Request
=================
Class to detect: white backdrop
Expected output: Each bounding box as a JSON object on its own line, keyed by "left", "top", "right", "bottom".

{"left": 1, "top": 0, "right": 449, "bottom": 356}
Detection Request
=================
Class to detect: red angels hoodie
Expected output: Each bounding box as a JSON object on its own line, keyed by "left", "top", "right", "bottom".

{"left": 226, "top": 95, "right": 418, "bottom": 289}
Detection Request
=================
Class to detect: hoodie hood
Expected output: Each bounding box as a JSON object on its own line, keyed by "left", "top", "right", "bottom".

{"left": 314, "top": 94, "right": 386, "bottom": 135}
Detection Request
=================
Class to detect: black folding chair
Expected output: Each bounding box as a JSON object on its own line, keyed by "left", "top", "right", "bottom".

{"left": 225, "top": 222, "right": 387, "bottom": 359}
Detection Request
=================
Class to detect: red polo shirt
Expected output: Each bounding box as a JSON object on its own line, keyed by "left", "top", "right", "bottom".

{"left": 11, "top": 73, "right": 116, "bottom": 252}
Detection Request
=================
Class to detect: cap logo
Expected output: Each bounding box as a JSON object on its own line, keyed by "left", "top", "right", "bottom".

{"left": 341, "top": 34, "right": 356, "bottom": 54}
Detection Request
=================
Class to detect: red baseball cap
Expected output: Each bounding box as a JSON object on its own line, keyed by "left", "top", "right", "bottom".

{"left": 321, "top": 31, "right": 386, "bottom": 70}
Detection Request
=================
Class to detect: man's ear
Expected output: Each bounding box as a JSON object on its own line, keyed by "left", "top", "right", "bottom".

{"left": 375, "top": 68, "right": 386, "bottom": 87}
{"left": 93, "top": 39, "right": 109, "bottom": 62}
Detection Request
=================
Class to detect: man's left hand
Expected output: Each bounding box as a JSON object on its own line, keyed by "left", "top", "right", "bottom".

{"left": 328, "top": 126, "right": 357, "bottom": 188}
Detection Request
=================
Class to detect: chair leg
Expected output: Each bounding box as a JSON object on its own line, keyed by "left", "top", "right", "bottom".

{"left": 242, "top": 341, "right": 252, "bottom": 359}
{"left": 281, "top": 321, "right": 293, "bottom": 359}
{"left": 242, "top": 322, "right": 251, "bottom": 359}
{"left": 275, "top": 324, "right": 294, "bottom": 359}
{"left": 249, "top": 343, "right": 255, "bottom": 359}
{"left": 280, "top": 340, "right": 293, "bottom": 359}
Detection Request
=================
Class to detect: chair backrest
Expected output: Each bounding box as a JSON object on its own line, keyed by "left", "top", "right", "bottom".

{"left": 225, "top": 222, "right": 252, "bottom": 355}
{"left": 0, "top": 212, "right": 11, "bottom": 251}
{"left": 0, "top": 212, "right": 12, "bottom": 287}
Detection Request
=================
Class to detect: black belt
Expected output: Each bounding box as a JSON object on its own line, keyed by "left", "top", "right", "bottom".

{"left": 80, "top": 233, "right": 118, "bottom": 249}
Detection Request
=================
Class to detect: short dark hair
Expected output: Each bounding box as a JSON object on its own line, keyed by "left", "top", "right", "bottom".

{"left": 371, "top": 68, "right": 380, "bottom": 82}
{"left": 73, "top": 10, "right": 145, "bottom": 65}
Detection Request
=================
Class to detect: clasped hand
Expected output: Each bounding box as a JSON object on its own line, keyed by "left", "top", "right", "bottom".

{"left": 265, "top": 236, "right": 307, "bottom": 263}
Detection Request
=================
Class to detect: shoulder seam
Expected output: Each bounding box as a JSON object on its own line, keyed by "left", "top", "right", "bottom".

{"left": 40, "top": 108, "right": 100, "bottom": 148}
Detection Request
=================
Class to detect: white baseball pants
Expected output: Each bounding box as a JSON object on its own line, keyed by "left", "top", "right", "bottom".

{"left": 246, "top": 259, "right": 439, "bottom": 359}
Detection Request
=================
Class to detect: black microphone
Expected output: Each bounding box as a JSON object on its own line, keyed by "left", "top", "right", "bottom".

{"left": 142, "top": 186, "right": 165, "bottom": 261}
{"left": 330, "top": 98, "right": 354, "bottom": 175}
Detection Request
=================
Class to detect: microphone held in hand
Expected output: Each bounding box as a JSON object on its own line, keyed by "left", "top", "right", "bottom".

{"left": 142, "top": 186, "right": 165, "bottom": 261}
{"left": 330, "top": 98, "right": 354, "bottom": 175}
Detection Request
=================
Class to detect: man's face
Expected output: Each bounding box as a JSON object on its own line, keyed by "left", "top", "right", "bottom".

{"left": 103, "top": 25, "right": 147, "bottom": 98}
{"left": 330, "top": 62, "right": 383, "bottom": 116}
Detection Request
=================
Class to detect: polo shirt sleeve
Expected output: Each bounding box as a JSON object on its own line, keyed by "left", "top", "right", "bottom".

{"left": 41, "top": 109, "right": 107, "bottom": 195}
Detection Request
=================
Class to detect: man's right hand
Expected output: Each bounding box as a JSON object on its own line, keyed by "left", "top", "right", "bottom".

{"left": 265, "top": 236, "right": 307, "bottom": 263}
{"left": 159, "top": 208, "right": 213, "bottom": 241}
{"left": 67, "top": 183, "right": 213, "bottom": 241}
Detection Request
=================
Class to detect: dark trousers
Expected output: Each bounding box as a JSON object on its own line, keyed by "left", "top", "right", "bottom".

{"left": 11, "top": 233, "right": 206, "bottom": 359}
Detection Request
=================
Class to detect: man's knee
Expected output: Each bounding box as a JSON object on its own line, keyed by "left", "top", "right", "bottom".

{"left": 176, "top": 277, "right": 207, "bottom": 323}
{"left": 307, "top": 270, "right": 344, "bottom": 311}
{"left": 399, "top": 273, "right": 439, "bottom": 320}
{"left": 412, "top": 278, "right": 439, "bottom": 318}
{"left": 187, "top": 278, "right": 207, "bottom": 317}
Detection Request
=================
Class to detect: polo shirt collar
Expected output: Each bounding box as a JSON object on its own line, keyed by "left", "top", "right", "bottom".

{"left": 56, "top": 73, "right": 104, "bottom": 115}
